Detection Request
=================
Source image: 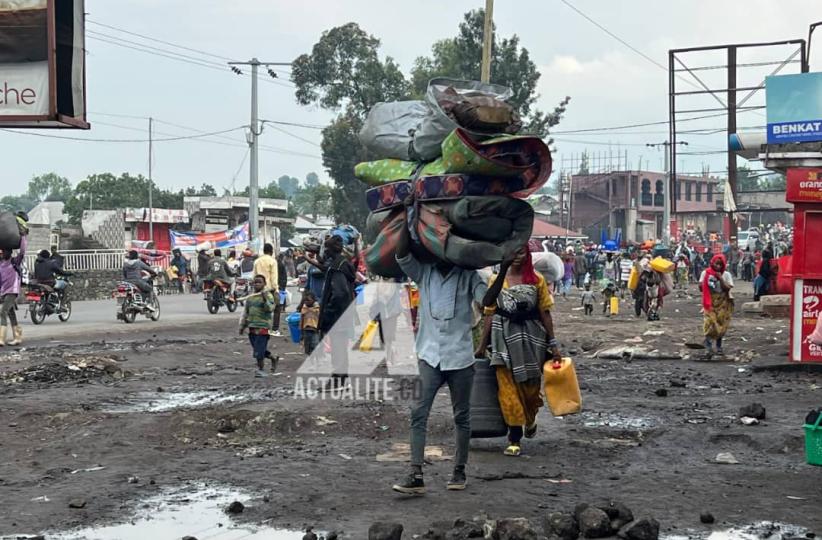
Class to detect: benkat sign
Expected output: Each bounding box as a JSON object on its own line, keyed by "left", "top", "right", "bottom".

{"left": 786, "top": 168, "right": 822, "bottom": 203}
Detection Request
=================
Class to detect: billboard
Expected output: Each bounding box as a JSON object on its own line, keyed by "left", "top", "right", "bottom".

{"left": 169, "top": 223, "right": 251, "bottom": 252}
{"left": 766, "top": 72, "right": 822, "bottom": 144}
{"left": 792, "top": 279, "right": 822, "bottom": 363}
{"left": 0, "top": 0, "right": 87, "bottom": 128}
{"left": 786, "top": 168, "right": 822, "bottom": 203}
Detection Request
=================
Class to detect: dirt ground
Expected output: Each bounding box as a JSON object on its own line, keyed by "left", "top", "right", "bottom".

{"left": 1, "top": 281, "right": 821, "bottom": 539}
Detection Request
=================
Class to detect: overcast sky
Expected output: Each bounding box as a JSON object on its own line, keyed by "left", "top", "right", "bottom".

{"left": 1, "top": 0, "right": 819, "bottom": 196}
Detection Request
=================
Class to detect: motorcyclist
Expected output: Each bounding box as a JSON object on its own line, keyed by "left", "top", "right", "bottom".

{"left": 239, "top": 249, "right": 256, "bottom": 278}
{"left": 123, "top": 250, "right": 158, "bottom": 310}
{"left": 195, "top": 248, "right": 211, "bottom": 292}
{"left": 169, "top": 249, "right": 190, "bottom": 293}
{"left": 33, "top": 249, "right": 72, "bottom": 298}
{"left": 206, "top": 248, "right": 237, "bottom": 294}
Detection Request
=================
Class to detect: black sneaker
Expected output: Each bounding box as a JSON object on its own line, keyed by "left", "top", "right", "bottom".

{"left": 447, "top": 468, "right": 466, "bottom": 491}
{"left": 392, "top": 473, "right": 425, "bottom": 495}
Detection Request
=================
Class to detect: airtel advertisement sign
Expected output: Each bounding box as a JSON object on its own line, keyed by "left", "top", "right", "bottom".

{"left": 792, "top": 279, "right": 822, "bottom": 362}
{"left": 0, "top": 0, "right": 87, "bottom": 128}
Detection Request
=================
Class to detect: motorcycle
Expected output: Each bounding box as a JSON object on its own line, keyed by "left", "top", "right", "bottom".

{"left": 202, "top": 279, "right": 237, "bottom": 314}
{"left": 234, "top": 276, "right": 251, "bottom": 305}
{"left": 26, "top": 279, "right": 72, "bottom": 325}
{"left": 114, "top": 279, "right": 160, "bottom": 323}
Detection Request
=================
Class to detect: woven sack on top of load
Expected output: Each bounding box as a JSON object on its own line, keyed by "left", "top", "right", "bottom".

{"left": 437, "top": 85, "right": 521, "bottom": 134}
{"left": 355, "top": 128, "right": 552, "bottom": 199}
{"left": 413, "top": 77, "right": 518, "bottom": 161}
{"left": 357, "top": 78, "right": 518, "bottom": 162}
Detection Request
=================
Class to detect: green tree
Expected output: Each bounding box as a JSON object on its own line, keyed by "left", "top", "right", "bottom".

{"left": 27, "top": 173, "right": 73, "bottom": 202}
{"left": 183, "top": 183, "right": 218, "bottom": 197}
{"left": 305, "top": 172, "right": 320, "bottom": 187}
{"left": 0, "top": 194, "right": 38, "bottom": 213}
{"left": 237, "top": 181, "right": 288, "bottom": 200}
{"left": 578, "top": 151, "right": 590, "bottom": 175}
{"left": 277, "top": 175, "right": 300, "bottom": 199}
{"left": 292, "top": 22, "right": 410, "bottom": 228}
{"left": 293, "top": 184, "right": 333, "bottom": 221}
{"left": 64, "top": 172, "right": 185, "bottom": 223}
{"left": 409, "top": 9, "right": 570, "bottom": 139}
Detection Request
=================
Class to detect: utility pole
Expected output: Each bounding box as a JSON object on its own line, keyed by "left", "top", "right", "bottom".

{"left": 646, "top": 141, "right": 688, "bottom": 244}
{"left": 228, "top": 59, "right": 291, "bottom": 245}
{"left": 148, "top": 117, "right": 153, "bottom": 243}
{"left": 481, "top": 0, "right": 494, "bottom": 82}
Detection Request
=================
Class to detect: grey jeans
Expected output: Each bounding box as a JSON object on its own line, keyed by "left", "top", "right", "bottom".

{"left": 0, "top": 294, "right": 17, "bottom": 326}
{"left": 410, "top": 360, "right": 475, "bottom": 469}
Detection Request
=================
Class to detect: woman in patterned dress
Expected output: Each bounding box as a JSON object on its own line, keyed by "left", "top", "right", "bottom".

{"left": 476, "top": 246, "right": 561, "bottom": 456}
{"left": 699, "top": 254, "right": 734, "bottom": 355}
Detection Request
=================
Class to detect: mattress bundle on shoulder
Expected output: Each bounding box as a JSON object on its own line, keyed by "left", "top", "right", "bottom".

{"left": 357, "top": 79, "right": 552, "bottom": 278}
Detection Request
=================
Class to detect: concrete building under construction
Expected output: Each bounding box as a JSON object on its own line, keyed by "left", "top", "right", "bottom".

{"left": 568, "top": 170, "right": 722, "bottom": 242}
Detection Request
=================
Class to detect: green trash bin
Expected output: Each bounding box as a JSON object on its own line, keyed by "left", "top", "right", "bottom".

{"left": 805, "top": 414, "right": 822, "bottom": 466}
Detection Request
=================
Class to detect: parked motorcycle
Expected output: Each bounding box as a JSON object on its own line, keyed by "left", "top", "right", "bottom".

{"left": 25, "top": 278, "right": 72, "bottom": 325}
{"left": 114, "top": 279, "right": 160, "bottom": 323}
{"left": 202, "top": 279, "right": 237, "bottom": 314}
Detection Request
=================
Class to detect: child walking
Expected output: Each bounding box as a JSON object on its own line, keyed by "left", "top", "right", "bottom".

{"left": 300, "top": 291, "right": 321, "bottom": 356}
{"left": 239, "top": 275, "right": 277, "bottom": 378}
{"left": 580, "top": 283, "right": 595, "bottom": 316}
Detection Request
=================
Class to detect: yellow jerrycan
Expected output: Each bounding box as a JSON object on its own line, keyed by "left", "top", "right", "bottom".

{"left": 610, "top": 296, "right": 619, "bottom": 315}
{"left": 543, "top": 357, "right": 582, "bottom": 416}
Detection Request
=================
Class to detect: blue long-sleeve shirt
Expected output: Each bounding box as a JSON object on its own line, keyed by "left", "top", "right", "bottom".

{"left": 397, "top": 253, "right": 487, "bottom": 371}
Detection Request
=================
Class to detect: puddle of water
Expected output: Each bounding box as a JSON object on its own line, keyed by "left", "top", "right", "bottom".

{"left": 45, "top": 485, "right": 310, "bottom": 540}
{"left": 665, "top": 521, "right": 810, "bottom": 540}
{"left": 579, "top": 411, "right": 659, "bottom": 429}
{"left": 103, "top": 390, "right": 270, "bottom": 413}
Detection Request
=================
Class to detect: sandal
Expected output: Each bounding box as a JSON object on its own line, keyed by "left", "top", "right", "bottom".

{"left": 524, "top": 422, "right": 538, "bottom": 439}
{"left": 504, "top": 444, "right": 522, "bottom": 457}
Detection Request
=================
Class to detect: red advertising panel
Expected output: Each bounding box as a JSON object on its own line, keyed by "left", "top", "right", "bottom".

{"left": 791, "top": 279, "right": 822, "bottom": 362}
{"left": 786, "top": 168, "right": 822, "bottom": 203}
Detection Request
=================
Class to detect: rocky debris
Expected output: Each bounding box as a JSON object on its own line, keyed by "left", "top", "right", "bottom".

{"left": 700, "top": 512, "right": 715, "bottom": 524}
{"left": 225, "top": 501, "right": 244, "bottom": 514}
{"left": 445, "top": 518, "right": 484, "bottom": 539}
{"left": 715, "top": 452, "right": 740, "bottom": 464}
{"left": 596, "top": 501, "right": 634, "bottom": 531}
{"left": 492, "top": 517, "right": 540, "bottom": 539}
{"left": 369, "top": 521, "right": 404, "bottom": 540}
{"left": 544, "top": 512, "right": 579, "bottom": 540}
{"left": 2, "top": 356, "right": 129, "bottom": 384}
{"left": 182, "top": 536, "right": 198, "bottom": 540}
{"left": 128, "top": 476, "right": 139, "bottom": 484}
{"left": 68, "top": 498, "right": 86, "bottom": 509}
{"left": 669, "top": 379, "right": 686, "bottom": 388}
{"left": 654, "top": 389, "right": 668, "bottom": 397}
{"left": 617, "top": 518, "right": 660, "bottom": 540}
{"left": 739, "top": 403, "right": 766, "bottom": 420}
{"left": 326, "top": 533, "right": 339, "bottom": 540}
{"left": 578, "top": 507, "right": 612, "bottom": 538}
{"left": 217, "top": 418, "right": 238, "bottom": 433}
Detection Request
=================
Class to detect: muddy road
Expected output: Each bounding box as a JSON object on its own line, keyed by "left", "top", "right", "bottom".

{"left": 1, "top": 282, "right": 821, "bottom": 539}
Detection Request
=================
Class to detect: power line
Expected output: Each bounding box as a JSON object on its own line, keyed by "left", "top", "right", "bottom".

{"left": 86, "top": 32, "right": 295, "bottom": 89}
{"left": 88, "top": 19, "right": 234, "bottom": 62}
{"left": 557, "top": 0, "right": 700, "bottom": 90}
{"left": 0, "top": 126, "right": 246, "bottom": 143}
